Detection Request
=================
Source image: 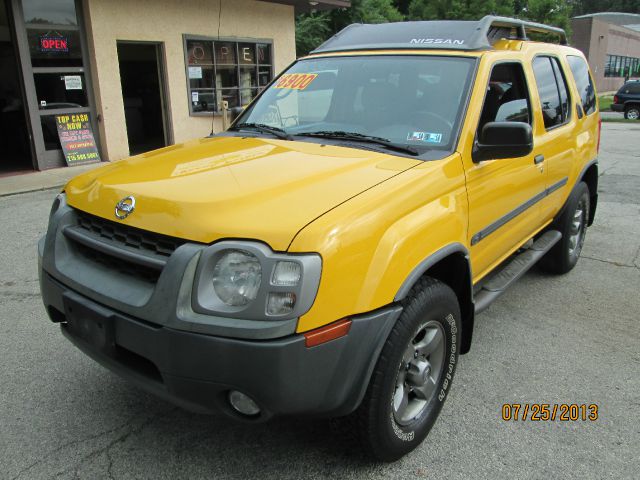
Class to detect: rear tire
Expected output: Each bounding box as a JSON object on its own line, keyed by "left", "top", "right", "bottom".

{"left": 351, "top": 277, "right": 461, "bottom": 462}
{"left": 539, "top": 181, "right": 590, "bottom": 274}
{"left": 624, "top": 105, "right": 640, "bottom": 120}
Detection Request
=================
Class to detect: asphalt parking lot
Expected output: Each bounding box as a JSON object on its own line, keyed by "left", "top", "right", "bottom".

{"left": 1, "top": 122, "right": 639, "bottom": 479}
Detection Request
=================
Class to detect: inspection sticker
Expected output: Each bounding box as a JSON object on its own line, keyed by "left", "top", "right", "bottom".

{"left": 407, "top": 131, "right": 443, "bottom": 143}
{"left": 274, "top": 73, "right": 318, "bottom": 90}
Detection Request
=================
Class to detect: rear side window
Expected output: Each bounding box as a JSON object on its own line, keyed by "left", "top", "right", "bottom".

{"left": 567, "top": 55, "right": 596, "bottom": 115}
{"left": 621, "top": 82, "right": 640, "bottom": 94}
{"left": 532, "top": 56, "right": 571, "bottom": 129}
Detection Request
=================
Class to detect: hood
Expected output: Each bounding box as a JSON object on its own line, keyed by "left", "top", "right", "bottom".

{"left": 65, "top": 136, "right": 420, "bottom": 251}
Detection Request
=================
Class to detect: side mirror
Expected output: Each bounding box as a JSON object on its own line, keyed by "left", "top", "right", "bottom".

{"left": 229, "top": 106, "right": 245, "bottom": 123}
{"left": 472, "top": 121, "right": 533, "bottom": 162}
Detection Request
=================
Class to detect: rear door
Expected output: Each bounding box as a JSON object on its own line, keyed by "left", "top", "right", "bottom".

{"left": 529, "top": 55, "right": 578, "bottom": 222}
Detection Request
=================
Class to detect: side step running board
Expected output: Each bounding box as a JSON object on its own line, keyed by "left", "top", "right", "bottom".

{"left": 474, "top": 230, "right": 561, "bottom": 315}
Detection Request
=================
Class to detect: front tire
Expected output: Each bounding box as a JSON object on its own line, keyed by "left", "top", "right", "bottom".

{"left": 352, "top": 277, "right": 461, "bottom": 462}
{"left": 539, "top": 181, "right": 590, "bottom": 274}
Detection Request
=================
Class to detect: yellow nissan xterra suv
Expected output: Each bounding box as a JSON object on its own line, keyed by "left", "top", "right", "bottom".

{"left": 39, "top": 16, "right": 600, "bottom": 461}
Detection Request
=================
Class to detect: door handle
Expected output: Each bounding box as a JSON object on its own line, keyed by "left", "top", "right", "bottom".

{"left": 534, "top": 154, "right": 544, "bottom": 165}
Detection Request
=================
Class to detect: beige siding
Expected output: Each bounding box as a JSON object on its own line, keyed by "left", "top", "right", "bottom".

{"left": 82, "top": 0, "right": 295, "bottom": 161}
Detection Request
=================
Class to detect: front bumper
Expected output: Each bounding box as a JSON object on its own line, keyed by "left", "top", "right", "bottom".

{"left": 40, "top": 263, "right": 401, "bottom": 419}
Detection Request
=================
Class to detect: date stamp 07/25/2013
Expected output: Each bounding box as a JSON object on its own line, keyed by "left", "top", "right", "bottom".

{"left": 501, "top": 403, "right": 599, "bottom": 422}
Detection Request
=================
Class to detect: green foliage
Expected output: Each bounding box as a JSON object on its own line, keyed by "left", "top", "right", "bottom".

{"left": 517, "top": 0, "right": 574, "bottom": 33}
{"left": 295, "top": 0, "right": 640, "bottom": 56}
{"left": 295, "top": 13, "right": 332, "bottom": 58}
{"left": 574, "top": 0, "right": 640, "bottom": 15}
{"left": 407, "top": 0, "right": 514, "bottom": 20}
{"left": 295, "top": 0, "right": 403, "bottom": 56}
{"left": 355, "top": 0, "right": 404, "bottom": 23}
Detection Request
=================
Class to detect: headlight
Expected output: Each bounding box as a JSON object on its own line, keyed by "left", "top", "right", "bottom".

{"left": 212, "top": 250, "right": 261, "bottom": 306}
{"left": 49, "top": 192, "right": 66, "bottom": 220}
{"left": 192, "top": 241, "right": 321, "bottom": 320}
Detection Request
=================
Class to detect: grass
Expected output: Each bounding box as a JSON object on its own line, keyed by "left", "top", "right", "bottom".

{"left": 601, "top": 117, "right": 639, "bottom": 123}
{"left": 599, "top": 94, "right": 614, "bottom": 111}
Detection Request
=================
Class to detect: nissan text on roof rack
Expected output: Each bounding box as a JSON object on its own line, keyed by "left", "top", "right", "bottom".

{"left": 39, "top": 16, "right": 600, "bottom": 461}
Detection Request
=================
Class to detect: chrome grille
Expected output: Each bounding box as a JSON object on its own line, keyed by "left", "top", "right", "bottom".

{"left": 75, "top": 210, "right": 184, "bottom": 258}
{"left": 68, "top": 210, "right": 188, "bottom": 284}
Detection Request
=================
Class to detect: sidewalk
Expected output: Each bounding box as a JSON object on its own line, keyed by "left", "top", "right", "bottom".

{"left": 0, "top": 162, "right": 105, "bottom": 197}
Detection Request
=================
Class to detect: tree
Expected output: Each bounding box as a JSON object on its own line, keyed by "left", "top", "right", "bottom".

{"left": 574, "top": 0, "right": 640, "bottom": 15}
{"left": 407, "top": 0, "right": 514, "bottom": 20}
{"left": 295, "top": 0, "right": 403, "bottom": 56}
{"left": 352, "top": 0, "right": 404, "bottom": 23}
{"left": 295, "top": 13, "right": 333, "bottom": 58}
{"left": 517, "top": 0, "right": 574, "bottom": 32}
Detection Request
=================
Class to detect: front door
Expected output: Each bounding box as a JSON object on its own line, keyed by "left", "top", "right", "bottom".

{"left": 117, "top": 42, "right": 170, "bottom": 155}
{"left": 462, "top": 61, "right": 547, "bottom": 280}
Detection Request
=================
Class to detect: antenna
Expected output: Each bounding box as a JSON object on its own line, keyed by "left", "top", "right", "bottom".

{"left": 211, "top": 0, "right": 223, "bottom": 136}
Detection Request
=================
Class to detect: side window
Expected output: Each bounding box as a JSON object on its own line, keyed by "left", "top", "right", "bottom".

{"left": 551, "top": 59, "right": 570, "bottom": 122}
{"left": 532, "top": 56, "right": 571, "bottom": 129}
{"left": 567, "top": 55, "right": 596, "bottom": 115}
{"left": 477, "top": 62, "right": 531, "bottom": 134}
{"left": 625, "top": 83, "right": 640, "bottom": 94}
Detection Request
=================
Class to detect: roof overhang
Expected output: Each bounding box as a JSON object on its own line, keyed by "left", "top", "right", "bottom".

{"left": 262, "top": 0, "right": 350, "bottom": 14}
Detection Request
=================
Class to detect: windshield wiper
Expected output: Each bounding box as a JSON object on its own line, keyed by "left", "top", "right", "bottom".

{"left": 231, "top": 122, "right": 293, "bottom": 141}
{"left": 296, "top": 131, "right": 419, "bottom": 156}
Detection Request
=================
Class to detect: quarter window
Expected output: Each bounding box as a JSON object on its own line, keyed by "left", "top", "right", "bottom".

{"left": 184, "top": 37, "right": 273, "bottom": 115}
{"left": 567, "top": 56, "right": 596, "bottom": 115}
{"left": 532, "top": 56, "right": 571, "bottom": 129}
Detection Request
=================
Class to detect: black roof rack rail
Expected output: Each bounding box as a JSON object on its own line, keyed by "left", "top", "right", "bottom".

{"left": 311, "top": 15, "right": 567, "bottom": 54}
{"left": 481, "top": 15, "right": 567, "bottom": 45}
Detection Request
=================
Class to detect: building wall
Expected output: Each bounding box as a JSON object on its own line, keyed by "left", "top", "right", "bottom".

{"left": 82, "top": 0, "right": 295, "bottom": 162}
{"left": 571, "top": 17, "right": 640, "bottom": 93}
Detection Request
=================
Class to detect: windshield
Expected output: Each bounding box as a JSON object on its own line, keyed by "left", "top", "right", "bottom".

{"left": 235, "top": 55, "right": 476, "bottom": 154}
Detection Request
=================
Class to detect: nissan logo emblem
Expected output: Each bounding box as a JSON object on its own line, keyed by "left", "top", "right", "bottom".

{"left": 115, "top": 196, "right": 135, "bottom": 220}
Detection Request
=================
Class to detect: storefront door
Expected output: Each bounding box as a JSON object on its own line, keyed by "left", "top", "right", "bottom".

{"left": 10, "top": 0, "right": 99, "bottom": 170}
{"left": 0, "top": 0, "right": 34, "bottom": 174}
{"left": 117, "top": 42, "right": 171, "bottom": 155}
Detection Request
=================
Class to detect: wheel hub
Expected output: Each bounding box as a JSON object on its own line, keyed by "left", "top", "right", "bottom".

{"left": 568, "top": 197, "right": 587, "bottom": 258}
{"left": 407, "top": 359, "right": 431, "bottom": 386}
{"left": 392, "top": 320, "right": 446, "bottom": 425}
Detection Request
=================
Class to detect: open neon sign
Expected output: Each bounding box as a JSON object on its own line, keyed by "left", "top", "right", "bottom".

{"left": 40, "top": 35, "right": 69, "bottom": 53}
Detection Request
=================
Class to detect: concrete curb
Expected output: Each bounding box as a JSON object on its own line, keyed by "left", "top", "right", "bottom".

{"left": 0, "top": 162, "right": 104, "bottom": 198}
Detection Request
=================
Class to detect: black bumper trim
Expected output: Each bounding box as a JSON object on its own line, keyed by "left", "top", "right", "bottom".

{"left": 42, "top": 271, "right": 402, "bottom": 419}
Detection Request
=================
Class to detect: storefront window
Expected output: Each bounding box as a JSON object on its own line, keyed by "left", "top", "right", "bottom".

{"left": 184, "top": 36, "right": 273, "bottom": 114}
{"left": 605, "top": 54, "right": 640, "bottom": 78}
{"left": 22, "top": 0, "right": 78, "bottom": 26}
{"left": 34, "top": 72, "right": 88, "bottom": 109}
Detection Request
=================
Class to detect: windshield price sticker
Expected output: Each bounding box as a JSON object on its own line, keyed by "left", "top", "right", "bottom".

{"left": 275, "top": 73, "right": 317, "bottom": 90}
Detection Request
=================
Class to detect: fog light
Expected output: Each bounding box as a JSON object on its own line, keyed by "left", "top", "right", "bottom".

{"left": 266, "top": 292, "right": 296, "bottom": 315}
{"left": 228, "top": 390, "right": 260, "bottom": 416}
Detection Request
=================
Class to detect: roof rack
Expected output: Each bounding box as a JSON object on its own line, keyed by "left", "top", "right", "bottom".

{"left": 311, "top": 15, "right": 567, "bottom": 54}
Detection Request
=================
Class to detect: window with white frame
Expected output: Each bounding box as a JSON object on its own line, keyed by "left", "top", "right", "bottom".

{"left": 184, "top": 36, "right": 273, "bottom": 115}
